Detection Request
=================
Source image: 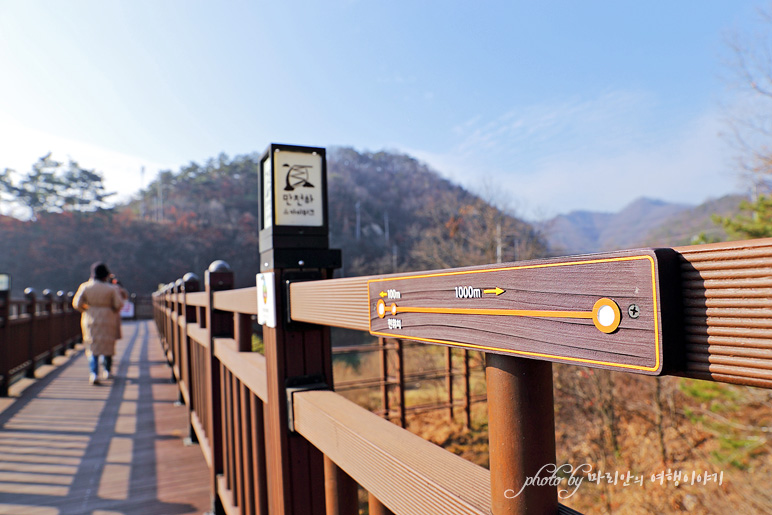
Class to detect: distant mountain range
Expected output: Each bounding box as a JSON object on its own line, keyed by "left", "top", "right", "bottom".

{"left": 540, "top": 194, "right": 747, "bottom": 255}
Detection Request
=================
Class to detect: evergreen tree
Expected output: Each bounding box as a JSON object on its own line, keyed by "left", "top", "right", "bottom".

{"left": 713, "top": 195, "right": 772, "bottom": 239}
{"left": 0, "top": 154, "right": 114, "bottom": 218}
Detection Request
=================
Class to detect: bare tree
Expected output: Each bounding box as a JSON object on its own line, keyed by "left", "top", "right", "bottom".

{"left": 724, "top": 7, "right": 772, "bottom": 195}
{"left": 410, "top": 190, "right": 547, "bottom": 270}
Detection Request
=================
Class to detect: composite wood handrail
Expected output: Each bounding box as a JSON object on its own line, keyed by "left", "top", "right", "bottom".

{"left": 293, "top": 389, "right": 491, "bottom": 514}
{"left": 154, "top": 237, "right": 772, "bottom": 514}
{"left": 152, "top": 141, "right": 772, "bottom": 514}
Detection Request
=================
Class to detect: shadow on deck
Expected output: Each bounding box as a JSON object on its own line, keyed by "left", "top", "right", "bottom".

{"left": 0, "top": 320, "right": 211, "bottom": 515}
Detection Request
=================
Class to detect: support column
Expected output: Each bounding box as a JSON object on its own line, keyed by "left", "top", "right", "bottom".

{"left": 324, "top": 455, "right": 358, "bottom": 515}
{"left": 486, "top": 354, "right": 557, "bottom": 515}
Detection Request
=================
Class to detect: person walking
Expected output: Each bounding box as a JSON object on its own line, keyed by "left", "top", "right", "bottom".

{"left": 73, "top": 262, "right": 125, "bottom": 385}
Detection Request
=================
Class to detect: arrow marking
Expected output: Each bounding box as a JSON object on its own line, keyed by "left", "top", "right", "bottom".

{"left": 483, "top": 287, "right": 505, "bottom": 296}
{"left": 378, "top": 298, "right": 622, "bottom": 334}
{"left": 394, "top": 305, "right": 592, "bottom": 319}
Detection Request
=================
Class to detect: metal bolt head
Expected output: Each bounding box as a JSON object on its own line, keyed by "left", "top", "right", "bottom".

{"left": 628, "top": 304, "right": 640, "bottom": 319}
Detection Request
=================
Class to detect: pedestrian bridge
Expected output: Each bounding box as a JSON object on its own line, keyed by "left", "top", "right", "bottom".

{"left": 2, "top": 236, "right": 772, "bottom": 514}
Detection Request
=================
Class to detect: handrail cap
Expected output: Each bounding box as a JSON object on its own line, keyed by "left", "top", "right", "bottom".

{"left": 208, "top": 260, "right": 232, "bottom": 273}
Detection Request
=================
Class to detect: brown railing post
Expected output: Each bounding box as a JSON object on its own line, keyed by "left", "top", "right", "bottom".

{"left": 235, "top": 312, "right": 253, "bottom": 352}
{"left": 0, "top": 277, "right": 9, "bottom": 397}
{"left": 54, "top": 291, "right": 66, "bottom": 356}
{"left": 324, "top": 455, "right": 358, "bottom": 515}
{"left": 486, "top": 353, "right": 557, "bottom": 514}
{"left": 368, "top": 493, "right": 395, "bottom": 515}
{"left": 42, "top": 289, "right": 54, "bottom": 364}
{"left": 446, "top": 347, "right": 454, "bottom": 423}
{"left": 67, "top": 291, "right": 78, "bottom": 349}
{"left": 182, "top": 272, "right": 200, "bottom": 444}
{"left": 24, "top": 288, "right": 36, "bottom": 378}
{"left": 173, "top": 278, "right": 183, "bottom": 383}
{"left": 378, "top": 337, "right": 390, "bottom": 419}
{"left": 206, "top": 260, "right": 235, "bottom": 515}
{"left": 395, "top": 339, "right": 406, "bottom": 428}
{"left": 257, "top": 143, "right": 341, "bottom": 514}
{"left": 261, "top": 267, "right": 331, "bottom": 515}
{"left": 463, "top": 350, "right": 472, "bottom": 429}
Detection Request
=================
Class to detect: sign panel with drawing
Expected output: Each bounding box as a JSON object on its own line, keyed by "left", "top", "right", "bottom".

{"left": 258, "top": 144, "right": 330, "bottom": 254}
{"left": 273, "top": 150, "right": 324, "bottom": 227}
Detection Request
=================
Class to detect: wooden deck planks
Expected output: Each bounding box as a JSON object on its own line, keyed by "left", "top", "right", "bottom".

{"left": 0, "top": 320, "right": 211, "bottom": 515}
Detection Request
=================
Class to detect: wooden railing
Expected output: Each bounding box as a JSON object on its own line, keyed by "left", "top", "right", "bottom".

{"left": 0, "top": 289, "right": 82, "bottom": 396}
{"left": 154, "top": 263, "right": 518, "bottom": 515}
{"left": 154, "top": 237, "right": 772, "bottom": 515}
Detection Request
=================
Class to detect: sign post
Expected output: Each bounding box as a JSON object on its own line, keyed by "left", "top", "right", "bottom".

{"left": 256, "top": 143, "right": 348, "bottom": 514}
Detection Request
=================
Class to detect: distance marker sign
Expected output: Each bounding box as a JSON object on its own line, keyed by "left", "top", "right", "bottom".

{"left": 368, "top": 250, "right": 671, "bottom": 374}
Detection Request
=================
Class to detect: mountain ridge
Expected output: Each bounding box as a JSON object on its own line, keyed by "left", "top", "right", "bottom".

{"left": 542, "top": 195, "right": 746, "bottom": 255}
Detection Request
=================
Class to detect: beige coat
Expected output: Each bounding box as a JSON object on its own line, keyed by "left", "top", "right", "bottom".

{"left": 73, "top": 279, "right": 124, "bottom": 356}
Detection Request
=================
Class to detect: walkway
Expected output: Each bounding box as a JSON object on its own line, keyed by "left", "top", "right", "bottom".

{"left": 0, "top": 320, "right": 211, "bottom": 515}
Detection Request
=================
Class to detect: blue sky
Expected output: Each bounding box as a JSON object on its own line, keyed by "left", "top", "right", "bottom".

{"left": 0, "top": 1, "right": 764, "bottom": 219}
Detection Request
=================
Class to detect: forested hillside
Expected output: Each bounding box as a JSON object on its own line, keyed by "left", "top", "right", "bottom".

{"left": 0, "top": 148, "right": 546, "bottom": 296}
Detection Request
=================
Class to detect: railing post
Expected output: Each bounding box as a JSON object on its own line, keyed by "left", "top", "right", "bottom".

{"left": 235, "top": 312, "right": 253, "bottom": 352}
{"left": 446, "top": 347, "right": 454, "bottom": 423}
{"left": 378, "top": 337, "right": 390, "bottom": 419}
{"left": 324, "top": 455, "right": 358, "bottom": 515}
{"left": 42, "top": 289, "right": 54, "bottom": 364}
{"left": 368, "top": 493, "right": 395, "bottom": 515}
{"left": 55, "top": 291, "right": 66, "bottom": 355}
{"left": 260, "top": 267, "right": 332, "bottom": 515}
{"left": 486, "top": 354, "right": 557, "bottom": 514}
{"left": 25, "top": 288, "right": 36, "bottom": 379}
{"left": 206, "top": 260, "right": 235, "bottom": 515}
{"left": 0, "top": 276, "right": 10, "bottom": 397}
{"left": 165, "top": 282, "right": 174, "bottom": 362}
{"left": 173, "top": 278, "right": 184, "bottom": 383}
{"left": 257, "top": 143, "right": 341, "bottom": 514}
{"left": 463, "top": 350, "right": 472, "bottom": 429}
{"left": 182, "top": 272, "right": 200, "bottom": 443}
{"left": 395, "top": 339, "right": 406, "bottom": 428}
{"left": 66, "top": 291, "right": 77, "bottom": 348}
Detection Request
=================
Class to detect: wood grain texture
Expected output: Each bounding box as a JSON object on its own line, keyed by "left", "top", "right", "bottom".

{"left": 214, "top": 287, "right": 258, "bottom": 315}
{"left": 370, "top": 251, "right": 664, "bottom": 373}
{"left": 185, "top": 291, "right": 209, "bottom": 307}
{"left": 0, "top": 321, "right": 211, "bottom": 515}
{"left": 187, "top": 324, "right": 209, "bottom": 349}
{"left": 675, "top": 237, "right": 772, "bottom": 387}
{"left": 290, "top": 276, "right": 371, "bottom": 331}
{"left": 214, "top": 337, "right": 268, "bottom": 402}
{"left": 293, "top": 249, "right": 671, "bottom": 374}
{"left": 292, "top": 389, "right": 491, "bottom": 515}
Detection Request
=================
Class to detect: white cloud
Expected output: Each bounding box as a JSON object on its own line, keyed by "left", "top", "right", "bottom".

{"left": 404, "top": 91, "right": 743, "bottom": 220}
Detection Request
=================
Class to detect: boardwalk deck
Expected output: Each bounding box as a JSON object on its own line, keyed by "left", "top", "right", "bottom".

{"left": 0, "top": 320, "right": 211, "bottom": 515}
